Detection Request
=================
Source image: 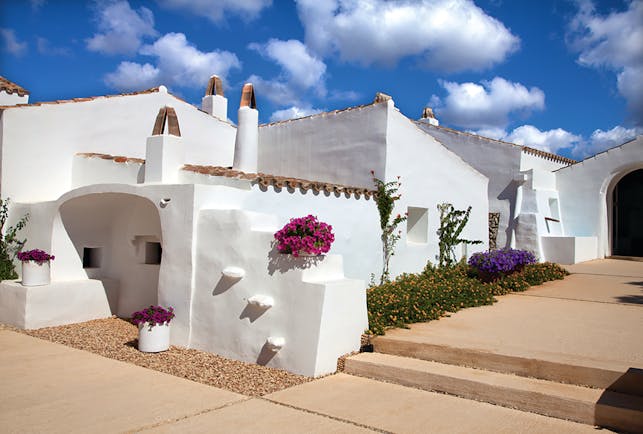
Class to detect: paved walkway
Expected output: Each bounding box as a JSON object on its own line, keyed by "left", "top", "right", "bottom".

{"left": 2, "top": 258, "right": 638, "bottom": 433}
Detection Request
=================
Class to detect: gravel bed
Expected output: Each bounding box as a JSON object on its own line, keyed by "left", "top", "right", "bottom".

{"left": 2, "top": 317, "right": 312, "bottom": 396}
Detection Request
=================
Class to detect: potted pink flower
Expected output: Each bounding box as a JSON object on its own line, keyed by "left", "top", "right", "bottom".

{"left": 131, "top": 305, "right": 175, "bottom": 352}
{"left": 17, "top": 249, "right": 55, "bottom": 286}
{"left": 274, "top": 215, "right": 334, "bottom": 257}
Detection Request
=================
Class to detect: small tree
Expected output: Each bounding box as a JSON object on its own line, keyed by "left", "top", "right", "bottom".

{"left": 372, "top": 172, "right": 407, "bottom": 284}
{"left": 436, "top": 203, "right": 481, "bottom": 268}
{"left": 0, "top": 198, "right": 29, "bottom": 280}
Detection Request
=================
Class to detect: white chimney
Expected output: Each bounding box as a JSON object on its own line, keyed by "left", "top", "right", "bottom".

{"left": 201, "top": 75, "right": 228, "bottom": 120}
{"left": 422, "top": 107, "right": 439, "bottom": 126}
{"left": 232, "top": 83, "right": 259, "bottom": 173}
{"left": 145, "top": 105, "right": 185, "bottom": 183}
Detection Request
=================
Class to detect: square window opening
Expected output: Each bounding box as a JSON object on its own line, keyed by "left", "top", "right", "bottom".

{"left": 83, "top": 247, "right": 102, "bottom": 269}
{"left": 145, "top": 242, "right": 162, "bottom": 265}
{"left": 407, "top": 207, "right": 429, "bottom": 244}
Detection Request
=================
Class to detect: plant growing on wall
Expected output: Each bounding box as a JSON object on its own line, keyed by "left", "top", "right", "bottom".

{"left": 372, "top": 172, "right": 407, "bottom": 284}
{"left": 0, "top": 198, "right": 29, "bottom": 280}
{"left": 436, "top": 203, "right": 481, "bottom": 268}
{"left": 274, "top": 215, "right": 334, "bottom": 257}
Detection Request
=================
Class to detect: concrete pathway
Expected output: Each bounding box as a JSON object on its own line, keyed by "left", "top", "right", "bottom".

{"left": 0, "top": 331, "right": 601, "bottom": 433}
{"left": 3, "top": 258, "right": 638, "bottom": 433}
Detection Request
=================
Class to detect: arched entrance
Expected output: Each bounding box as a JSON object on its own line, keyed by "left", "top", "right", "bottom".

{"left": 612, "top": 169, "right": 643, "bottom": 257}
{"left": 59, "top": 193, "right": 163, "bottom": 316}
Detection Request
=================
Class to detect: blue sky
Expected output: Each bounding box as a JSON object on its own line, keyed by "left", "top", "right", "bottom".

{"left": 1, "top": 0, "right": 641, "bottom": 159}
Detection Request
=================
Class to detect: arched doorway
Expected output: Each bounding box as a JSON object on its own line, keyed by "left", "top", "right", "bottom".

{"left": 612, "top": 169, "right": 643, "bottom": 257}
{"left": 59, "top": 193, "right": 163, "bottom": 316}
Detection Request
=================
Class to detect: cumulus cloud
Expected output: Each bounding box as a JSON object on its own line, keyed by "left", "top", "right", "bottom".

{"left": 86, "top": 1, "right": 157, "bottom": 55}
{"left": 270, "top": 105, "right": 324, "bottom": 122}
{"left": 296, "top": 0, "right": 519, "bottom": 72}
{"left": 248, "top": 39, "right": 327, "bottom": 106}
{"left": 104, "top": 33, "right": 241, "bottom": 92}
{"left": 474, "top": 124, "right": 640, "bottom": 158}
{"left": 568, "top": 0, "right": 643, "bottom": 124}
{"left": 157, "top": 0, "right": 272, "bottom": 23}
{"left": 504, "top": 125, "right": 582, "bottom": 154}
{"left": 36, "top": 37, "right": 71, "bottom": 56}
{"left": 431, "top": 77, "right": 545, "bottom": 130}
{"left": 0, "top": 28, "right": 27, "bottom": 56}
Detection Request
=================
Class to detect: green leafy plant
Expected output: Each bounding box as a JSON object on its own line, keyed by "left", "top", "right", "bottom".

{"left": 366, "top": 261, "right": 569, "bottom": 335}
{"left": 0, "top": 198, "right": 29, "bottom": 280}
{"left": 372, "top": 172, "right": 407, "bottom": 284}
{"left": 436, "top": 203, "right": 481, "bottom": 268}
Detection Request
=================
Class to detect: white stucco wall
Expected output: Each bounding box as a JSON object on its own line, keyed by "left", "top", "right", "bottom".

{"left": 0, "top": 90, "right": 28, "bottom": 106}
{"left": 520, "top": 151, "right": 569, "bottom": 172}
{"left": 258, "top": 102, "right": 388, "bottom": 189}
{"left": 556, "top": 136, "right": 643, "bottom": 258}
{"left": 0, "top": 89, "right": 235, "bottom": 202}
{"left": 417, "top": 123, "right": 520, "bottom": 249}
{"left": 388, "top": 110, "right": 488, "bottom": 273}
{"left": 72, "top": 154, "right": 144, "bottom": 187}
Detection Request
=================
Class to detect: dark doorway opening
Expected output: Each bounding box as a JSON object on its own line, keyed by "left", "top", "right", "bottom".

{"left": 612, "top": 169, "right": 643, "bottom": 256}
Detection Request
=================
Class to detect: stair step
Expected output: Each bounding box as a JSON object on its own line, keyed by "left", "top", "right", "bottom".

{"left": 345, "top": 352, "right": 643, "bottom": 432}
{"left": 372, "top": 336, "right": 642, "bottom": 392}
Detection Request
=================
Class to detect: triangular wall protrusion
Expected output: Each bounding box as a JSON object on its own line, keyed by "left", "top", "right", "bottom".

{"left": 152, "top": 106, "right": 181, "bottom": 137}
{"left": 205, "top": 75, "right": 224, "bottom": 97}
{"left": 240, "top": 83, "right": 256, "bottom": 109}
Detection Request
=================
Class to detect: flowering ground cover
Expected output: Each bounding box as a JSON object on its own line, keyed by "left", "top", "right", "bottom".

{"left": 367, "top": 261, "right": 568, "bottom": 335}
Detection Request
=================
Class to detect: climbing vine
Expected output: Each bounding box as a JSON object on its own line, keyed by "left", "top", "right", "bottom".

{"left": 436, "top": 203, "right": 481, "bottom": 268}
{"left": 372, "top": 172, "right": 407, "bottom": 284}
{"left": 0, "top": 198, "right": 29, "bottom": 280}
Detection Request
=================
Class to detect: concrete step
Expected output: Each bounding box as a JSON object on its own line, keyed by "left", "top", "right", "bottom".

{"left": 344, "top": 352, "right": 643, "bottom": 433}
{"left": 372, "top": 335, "right": 643, "bottom": 393}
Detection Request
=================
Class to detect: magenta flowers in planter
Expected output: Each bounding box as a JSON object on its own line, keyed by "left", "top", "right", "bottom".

{"left": 131, "top": 305, "right": 175, "bottom": 328}
{"left": 17, "top": 249, "right": 55, "bottom": 264}
{"left": 274, "top": 215, "right": 334, "bottom": 257}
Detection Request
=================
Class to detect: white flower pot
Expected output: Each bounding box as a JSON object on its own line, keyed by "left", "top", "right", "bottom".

{"left": 138, "top": 322, "right": 170, "bottom": 352}
{"left": 21, "top": 261, "right": 51, "bottom": 286}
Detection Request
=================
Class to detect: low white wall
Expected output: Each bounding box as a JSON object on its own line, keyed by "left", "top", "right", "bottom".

{"left": 72, "top": 154, "right": 144, "bottom": 187}
{"left": 541, "top": 236, "right": 598, "bottom": 264}
{"left": 190, "top": 208, "right": 367, "bottom": 377}
{"left": 556, "top": 136, "right": 643, "bottom": 257}
{"left": 0, "top": 279, "right": 111, "bottom": 329}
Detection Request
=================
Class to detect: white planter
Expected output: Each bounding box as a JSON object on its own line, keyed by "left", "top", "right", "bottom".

{"left": 138, "top": 322, "right": 170, "bottom": 352}
{"left": 21, "top": 261, "right": 51, "bottom": 286}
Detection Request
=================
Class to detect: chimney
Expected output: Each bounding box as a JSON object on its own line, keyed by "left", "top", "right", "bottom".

{"left": 421, "top": 107, "right": 439, "bottom": 126}
{"left": 232, "top": 83, "right": 259, "bottom": 173}
{"left": 201, "top": 75, "right": 228, "bottom": 120}
{"left": 145, "top": 105, "right": 185, "bottom": 183}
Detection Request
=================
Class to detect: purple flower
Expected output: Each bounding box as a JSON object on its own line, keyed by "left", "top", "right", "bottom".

{"left": 468, "top": 248, "right": 536, "bottom": 276}
{"left": 17, "top": 249, "right": 55, "bottom": 265}
{"left": 131, "top": 305, "right": 175, "bottom": 327}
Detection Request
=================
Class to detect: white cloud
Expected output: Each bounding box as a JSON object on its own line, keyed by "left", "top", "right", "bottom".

{"left": 30, "top": 0, "right": 46, "bottom": 11}
{"left": 104, "top": 33, "right": 241, "bottom": 92}
{"left": 0, "top": 28, "right": 27, "bottom": 56}
{"left": 86, "top": 1, "right": 157, "bottom": 55}
{"left": 248, "top": 39, "right": 328, "bottom": 106}
{"left": 104, "top": 62, "right": 160, "bottom": 91}
{"left": 270, "top": 105, "right": 324, "bottom": 122}
{"left": 504, "top": 125, "right": 581, "bottom": 154}
{"left": 157, "top": 0, "right": 272, "bottom": 23}
{"left": 474, "top": 124, "right": 640, "bottom": 158}
{"left": 568, "top": 0, "right": 643, "bottom": 124}
{"left": 296, "top": 0, "right": 519, "bottom": 72}
{"left": 432, "top": 77, "right": 545, "bottom": 130}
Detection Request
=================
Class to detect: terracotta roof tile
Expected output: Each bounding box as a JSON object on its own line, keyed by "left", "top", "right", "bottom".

{"left": 205, "top": 75, "right": 224, "bottom": 97}
{"left": 239, "top": 83, "right": 256, "bottom": 109}
{"left": 0, "top": 87, "right": 159, "bottom": 110}
{"left": 76, "top": 152, "right": 145, "bottom": 165}
{"left": 152, "top": 106, "right": 181, "bottom": 137}
{"left": 416, "top": 121, "right": 577, "bottom": 166}
{"left": 0, "top": 76, "right": 29, "bottom": 96}
{"left": 182, "top": 164, "right": 374, "bottom": 199}
{"left": 261, "top": 101, "right": 378, "bottom": 127}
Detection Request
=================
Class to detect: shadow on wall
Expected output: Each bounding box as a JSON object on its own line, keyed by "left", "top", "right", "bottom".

{"left": 212, "top": 274, "right": 242, "bottom": 295}
{"left": 267, "top": 243, "right": 324, "bottom": 275}
{"left": 498, "top": 179, "right": 520, "bottom": 249}
{"left": 256, "top": 341, "right": 278, "bottom": 366}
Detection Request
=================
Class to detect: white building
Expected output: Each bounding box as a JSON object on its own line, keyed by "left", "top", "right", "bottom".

{"left": 0, "top": 75, "right": 640, "bottom": 375}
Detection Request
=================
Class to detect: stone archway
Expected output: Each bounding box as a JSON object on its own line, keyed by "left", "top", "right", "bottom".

{"left": 612, "top": 169, "right": 643, "bottom": 257}
{"left": 59, "top": 193, "right": 163, "bottom": 316}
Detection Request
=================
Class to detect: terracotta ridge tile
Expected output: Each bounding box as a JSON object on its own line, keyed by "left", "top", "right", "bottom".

{"left": 0, "top": 76, "right": 30, "bottom": 96}
{"left": 0, "top": 87, "right": 160, "bottom": 110}
{"left": 76, "top": 152, "right": 145, "bottom": 165}
{"left": 260, "top": 101, "right": 378, "bottom": 127}
{"left": 182, "top": 164, "right": 374, "bottom": 199}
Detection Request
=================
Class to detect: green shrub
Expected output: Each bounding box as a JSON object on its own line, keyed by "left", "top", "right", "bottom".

{"left": 367, "top": 261, "right": 570, "bottom": 335}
